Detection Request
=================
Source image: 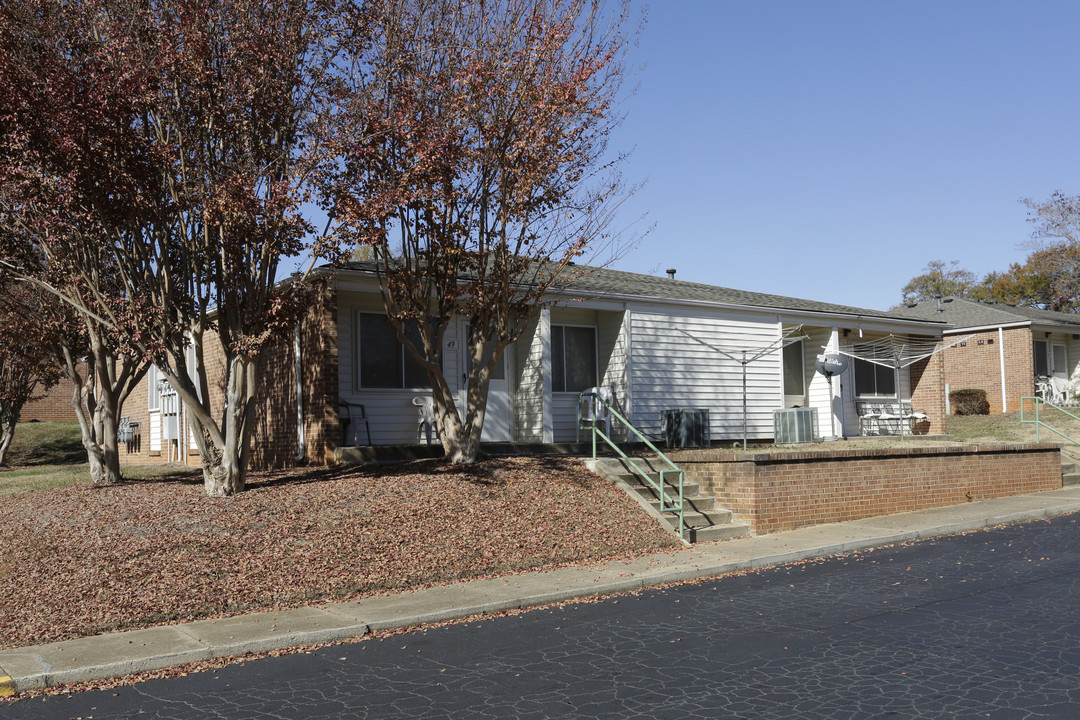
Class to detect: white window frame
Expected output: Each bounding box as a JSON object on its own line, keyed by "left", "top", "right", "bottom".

{"left": 1033, "top": 339, "right": 1049, "bottom": 377}
{"left": 147, "top": 365, "right": 161, "bottom": 411}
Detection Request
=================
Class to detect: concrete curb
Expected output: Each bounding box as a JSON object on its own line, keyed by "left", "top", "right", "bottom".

{"left": 3, "top": 487, "right": 1080, "bottom": 695}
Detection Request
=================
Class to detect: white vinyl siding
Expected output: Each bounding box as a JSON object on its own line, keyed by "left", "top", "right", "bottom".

{"left": 804, "top": 327, "right": 842, "bottom": 433}
{"left": 513, "top": 313, "right": 546, "bottom": 442}
{"left": 628, "top": 308, "right": 783, "bottom": 442}
{"left": 149, "top": 411, "right": 161, "bottom": 453}
{"left": 337, "top": 292, "right": 462, "bottom": 445}
{"left": 598, "top": 310, "right": 629, "bottom": 440}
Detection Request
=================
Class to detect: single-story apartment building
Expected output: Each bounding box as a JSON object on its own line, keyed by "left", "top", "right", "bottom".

{"left": 114, "top": 263, "right": 951, "bottom": 468}
{"left": 891, "top": 296, "right": 1080, "bottom": 414}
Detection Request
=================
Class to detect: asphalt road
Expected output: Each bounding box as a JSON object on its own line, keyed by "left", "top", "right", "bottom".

{"left": 7, "top": 514, "right": 1080, "bottom": 719}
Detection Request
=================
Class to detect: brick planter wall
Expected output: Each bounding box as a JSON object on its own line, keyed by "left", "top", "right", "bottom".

{"left": 672, "top": 444, "right": 1062, "bottom": 535}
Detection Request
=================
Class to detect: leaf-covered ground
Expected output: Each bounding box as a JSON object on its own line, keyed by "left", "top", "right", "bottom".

{"left": 0, "top": 457, "right": 678, "bottom": 650}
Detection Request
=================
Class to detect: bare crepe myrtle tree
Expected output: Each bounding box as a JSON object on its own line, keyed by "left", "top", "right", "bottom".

{"left": 325, "top": 0, "right": 640, "bottom": 463}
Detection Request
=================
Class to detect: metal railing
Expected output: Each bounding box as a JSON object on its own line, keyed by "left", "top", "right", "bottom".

{"left": 1020, "top": 396, "right": 1080, "bottom": 447}
{"left": 578, "top": 391, "right": 685, "bottom": 541}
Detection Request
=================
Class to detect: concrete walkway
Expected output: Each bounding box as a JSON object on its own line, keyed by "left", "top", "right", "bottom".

{"left": 5, "top": 485, "right": 1080, "bottom": 696}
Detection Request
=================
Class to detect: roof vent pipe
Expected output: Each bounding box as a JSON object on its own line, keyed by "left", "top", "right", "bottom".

{"left": 666, "top": 268, "right": 676, "bottom": 279}
{"left": 934, "top": 294, "right": 943, "bottom": 313}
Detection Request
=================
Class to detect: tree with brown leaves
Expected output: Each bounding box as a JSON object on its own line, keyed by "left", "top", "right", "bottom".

{"left": 0, "top": 282, "right": 64, "bottom": 466}
{"left": 0, "top": 0, "right": 349, "bottom": 495}
{"left": 324, "top": 0, "right": 640, "bottom": 463}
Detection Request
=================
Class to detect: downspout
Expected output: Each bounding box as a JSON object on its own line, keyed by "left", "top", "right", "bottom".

{"left": 998, "top": 327, "right": 1007, "bottom": 413}
{"left": 294, "top": 322, "right": 306, "bottom": 463}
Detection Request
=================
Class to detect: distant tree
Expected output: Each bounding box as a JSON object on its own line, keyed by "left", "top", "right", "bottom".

{"left": 974, "top": 244, "right": 1080, "bottom": 312}
{"left": 899, "top": 260, "right": 978, "bottom": 305}
{"left": 1024, "top": 191, "right": 1080, "bottom": 246}
{"left": 0, "top": 282, "right": 63, "bottom": 466}
{"left": 323, "top": 0, "right": 640, "bottom": 464}
{"left": 995, "top": 190, "right": 1080, "bottom": 312}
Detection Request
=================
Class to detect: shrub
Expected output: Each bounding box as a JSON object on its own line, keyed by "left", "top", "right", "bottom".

{"left": 951, "top": 388, "right": 990, "bottom": 416}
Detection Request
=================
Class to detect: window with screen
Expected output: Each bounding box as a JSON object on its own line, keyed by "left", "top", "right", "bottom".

{"left": 551, "top": 325, "right": 597, "bottom": 393}
{"left": 358, "top": 314, "right": 433, "bottom": 389}
{"left": 854, "top": 358, "right": 896, "bottom": 397}
{"left": 1033, "top": 340, "right": 1049, "bottom": 376}
{"left": 782, "top": 340, "right": 805, "bottom": 396}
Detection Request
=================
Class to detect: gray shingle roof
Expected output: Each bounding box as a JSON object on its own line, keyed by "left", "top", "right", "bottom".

{"left": 889, "top": 296, "right": 1080, "bottom": 330}
{"left": 334, "top": 260, "right": 947, "bottom": 325}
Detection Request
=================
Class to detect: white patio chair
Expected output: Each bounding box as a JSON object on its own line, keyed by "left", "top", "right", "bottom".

{"left": 855, "top": 401, "right": 880, "bottom": 436}
{"left": 413, "top": 396, "right": 438, "bottom": 444}
{"left": 1035, "top": 376, "right": 1052, "bottom": 402}
{"left": 901, "top": 401, "right": 928, "bottom": 433}
{"left": 577, "top": 386, "right": 613, "bottom": 441}
{"left": 876, "top": 403, "right": 902, "bottom": 435}
{"left": 1050, "top": 377, "right": 1070, "bottom": 405}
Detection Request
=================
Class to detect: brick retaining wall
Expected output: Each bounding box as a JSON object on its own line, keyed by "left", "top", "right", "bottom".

{"left": 672, "top": 444, "right": 1062, "bottom": 535}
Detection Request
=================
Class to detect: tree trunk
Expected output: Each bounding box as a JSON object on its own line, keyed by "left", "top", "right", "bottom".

{"left": 201, "top": 448, "right": 245, "bottom": 497}
{"left": 190, "top": 353, "right": 257, "bottom": 497}
{"left": 0, "top": 419, "right": 14, "bottom": 466}
{"left": 91, "top": 393, "right": 122, "bottom": 485}
{"left": 64, "top": 346, "right": 124, "bottom": 485}
{"left": 433, "top": 367, "right": 488, "bottom": 464}
{"left": 439, "top": 419, "right": 482, "bottom": 464}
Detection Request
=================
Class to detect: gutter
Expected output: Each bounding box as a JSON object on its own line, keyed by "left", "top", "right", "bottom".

{"left": 999, "top": 327, "right": 1007, "bottom": 413}
{"left": 943, "top": 321, "right": 1031, "bottom": 334}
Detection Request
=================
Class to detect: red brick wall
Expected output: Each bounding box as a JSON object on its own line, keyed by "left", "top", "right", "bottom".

{"left": 117, "top": 286, "right": 339, "bottom": 469}
{"left": 908, "top": 349, "right": 946, "bottom": 434}
{"left": 942, "top": 327, "right": 1034, "bottom": 414}
{"left": 679, "top": 444, "right": 1061, "bottom": 535}
{"left": 116, "top": 361, "right": 161, "bottom": 464}
{"left": 20, "top": 364, "right": 85, "bottom": 422}
{"left": 248, "top": 286, "right": 339, "bottom": 467}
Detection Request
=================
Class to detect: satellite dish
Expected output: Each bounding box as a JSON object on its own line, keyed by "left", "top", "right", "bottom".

{"left": 815, "top": 353, "right": 849, "bottom": 377}
{"left": 815, "top": 354, "right": 848, "bottom": 442}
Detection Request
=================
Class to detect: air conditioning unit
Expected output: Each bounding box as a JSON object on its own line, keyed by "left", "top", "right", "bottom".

{"left": 774, "top": 407, "right": 818, "bottom": 444}
{"left": 661, "top": 409, "right": 710, "bottom": 448}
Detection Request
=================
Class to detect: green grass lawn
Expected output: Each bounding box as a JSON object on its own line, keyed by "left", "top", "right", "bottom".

{"left": 1, "top": 421, "right": 196, "bottom": 494}
{"left": 5, "top": 420, "right": 86, "bottom": 466}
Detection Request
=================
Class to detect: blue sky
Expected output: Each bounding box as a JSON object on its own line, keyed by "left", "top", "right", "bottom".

{"left": 602, "top": 0, "right": 1080, "bottom": 310}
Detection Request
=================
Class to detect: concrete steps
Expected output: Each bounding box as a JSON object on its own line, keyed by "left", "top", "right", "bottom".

{"left": 587, "top": 458, "right": 749, "bottom": 544}
{"left": 1062, "top": 454, "right": 1080, "bottom": 487}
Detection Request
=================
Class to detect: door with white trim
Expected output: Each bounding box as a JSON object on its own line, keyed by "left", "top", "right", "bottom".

{"left": 461, "top": 327, "right": 513, "bottom": 442}
{"left": 481, "top": 350, "right": 511, "bottom": 441}
{"left": 1052, "top": 343, "right": 1068, "bottom": 382}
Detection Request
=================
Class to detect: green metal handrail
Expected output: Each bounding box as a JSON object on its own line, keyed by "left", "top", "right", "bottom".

{"left": 1020, "top": 396, "right": 1080, "bottom": 446}
{"left": 578, "top": 391, "right": 685, "bottom": 541}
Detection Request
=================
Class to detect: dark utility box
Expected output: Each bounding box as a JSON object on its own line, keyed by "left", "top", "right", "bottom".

{"left": 662, "top": 408, "right": 710, "bottom": 448}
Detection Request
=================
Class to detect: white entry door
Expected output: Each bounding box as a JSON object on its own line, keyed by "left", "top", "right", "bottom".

{"left": 481, "top": 351, "right": 512, "bottom": 442}
{"left": 461, "top": 329, "right": 513, "bottom": 442}
{"left": 1052, "top": 343, "right": 1069, "bottom": 382}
